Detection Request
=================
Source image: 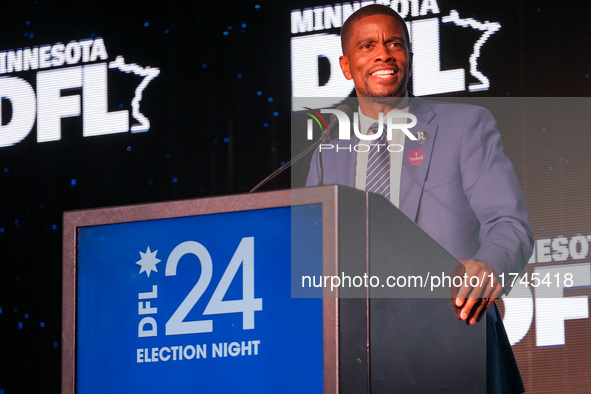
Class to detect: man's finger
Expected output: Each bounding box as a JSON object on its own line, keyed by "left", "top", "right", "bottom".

{"left": 469, "top": 298, "right": 488, "bottom": 325}
{"left": 455, "top": 281, "right": 472, "bottom": 302}
{"left": 459, "top": 297, "right": 480, "bottom": 320}
{"left": 455, "top": 269, "right": 481, "bottom": 303}
{"left": 462, "top": 297, "right": 485, "bottom": 324}
{"left": 467, "top": 276, "right": 501, "bottom": 324}
{"left": 460, "top": 277, "right": 493, "bottom": 321}
{"left": 480, "top": 278, "right": 496, "bottom": 300}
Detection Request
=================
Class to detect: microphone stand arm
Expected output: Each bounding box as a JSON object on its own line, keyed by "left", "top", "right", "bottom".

{"left": 250, "top": 133, "right": 329, "bottom": 193}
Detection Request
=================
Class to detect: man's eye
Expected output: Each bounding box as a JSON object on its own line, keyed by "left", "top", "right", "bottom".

{"left": 362, "top": 44, "right": 371, "bottom": 49}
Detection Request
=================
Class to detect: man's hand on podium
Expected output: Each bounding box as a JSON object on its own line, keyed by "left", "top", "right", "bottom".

{"left": 454, "top": 259, "right": 503, "bottom": 325}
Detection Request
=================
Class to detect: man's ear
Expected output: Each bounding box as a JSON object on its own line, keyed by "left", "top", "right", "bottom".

{"left": 339, "top": 55, "right": 352, "bottom": 80}
{"left": 408, "top": 51, "right": 413, "bottom": 79}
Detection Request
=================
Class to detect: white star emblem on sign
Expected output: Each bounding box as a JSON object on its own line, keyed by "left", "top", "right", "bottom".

{"left": 136, "top": 247, "right": 161, "bottom": 277}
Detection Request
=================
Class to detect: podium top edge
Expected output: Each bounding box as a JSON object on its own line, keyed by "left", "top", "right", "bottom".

{"left": 62, "top": 185, "right": 362, "bottom": 229}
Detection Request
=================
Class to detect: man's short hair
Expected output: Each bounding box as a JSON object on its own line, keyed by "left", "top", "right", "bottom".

{"left": 340, "top": 4, "right": 411, "bottom": 54}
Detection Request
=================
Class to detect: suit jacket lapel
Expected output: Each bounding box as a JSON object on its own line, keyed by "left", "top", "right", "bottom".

{"left": 400, "top": 98, "right": 438, "bottom": 222}
{"left": 331, "top": 135, "right": 358, "bottom": 188}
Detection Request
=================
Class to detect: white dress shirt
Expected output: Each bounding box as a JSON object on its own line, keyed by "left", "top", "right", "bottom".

{"left": 355, "top": 104, "right": 409, "bottom": 208}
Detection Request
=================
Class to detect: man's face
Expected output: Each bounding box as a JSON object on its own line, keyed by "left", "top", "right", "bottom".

{"left": 339, "top": 14, "right": 412, "bottom": 98}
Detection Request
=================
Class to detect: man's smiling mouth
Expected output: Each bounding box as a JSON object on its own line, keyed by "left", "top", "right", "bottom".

{"left": 371, "top": 69, "right": 396, "bottom": 78}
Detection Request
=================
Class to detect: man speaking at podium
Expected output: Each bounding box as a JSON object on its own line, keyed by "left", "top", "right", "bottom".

{"left": 306, "top": 4, "right": 534, "bottom": 393}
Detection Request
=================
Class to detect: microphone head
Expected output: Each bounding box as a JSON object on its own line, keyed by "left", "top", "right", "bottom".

{"left": 335, "top": 104, "right": 353, "bottom": 119}
{"left": 324, "top": 104, "right": 352, "bottom": 142}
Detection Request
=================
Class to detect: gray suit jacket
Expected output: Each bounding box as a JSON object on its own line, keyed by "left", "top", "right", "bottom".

{"left": 306, "top": 98, "right": 534, "bottom": 393}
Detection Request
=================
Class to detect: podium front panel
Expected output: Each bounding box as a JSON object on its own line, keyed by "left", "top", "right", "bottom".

{"left": 63, "top": 190, "right": 336, "bottom": 394}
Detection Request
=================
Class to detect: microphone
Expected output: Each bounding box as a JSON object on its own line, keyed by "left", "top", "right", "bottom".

{"left": 249, "top": 104, "right": 352, "bottom": 193}
{"left": 316, "top": 104, "right": 352, "bottom": 186}
{"left": 318, "top": 104, "right": 353, "bottom": 144}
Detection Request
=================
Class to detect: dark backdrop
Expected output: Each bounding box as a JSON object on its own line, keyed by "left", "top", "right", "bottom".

{"left": 0, "top": 0, "right": 589, "bottom": 392}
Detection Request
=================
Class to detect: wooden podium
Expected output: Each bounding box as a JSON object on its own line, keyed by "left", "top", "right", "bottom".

{"left": 63, "top": 186, "right": 485, "bottom": 393}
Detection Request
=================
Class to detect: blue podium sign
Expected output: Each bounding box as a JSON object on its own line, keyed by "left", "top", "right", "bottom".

{"left": 72, "top": 203, "right": 323, "bottom": 393}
